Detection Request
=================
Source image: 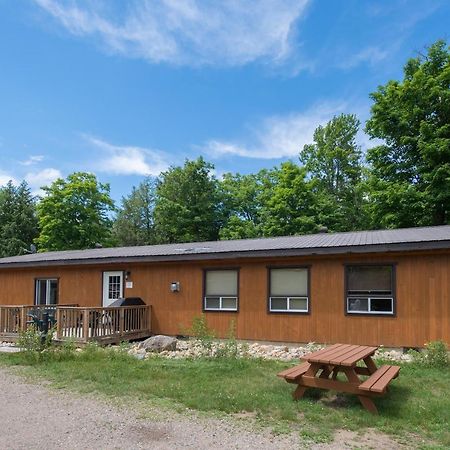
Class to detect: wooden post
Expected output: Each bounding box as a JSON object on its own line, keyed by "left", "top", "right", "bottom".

{"left": 82, "top": 309, "right": 90, "bottom": 343}
{"left": 56, "top": 307, "right": 62, "bottom": 340}
{"left": 148, "top": 305, "right": 152, "bottom": 332}
{"left": 20, "top": 306, "right": 27, "bottom": 333}
{"left": 0, "top": 307, "right": 3, "bottom": 334}
{"left": 119, "top": 308, "right": 124, "bottom": 337}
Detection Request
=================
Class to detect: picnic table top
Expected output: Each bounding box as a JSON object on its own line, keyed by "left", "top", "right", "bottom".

{"left": 301, "top": 343, "right": 378, "bottom": 367}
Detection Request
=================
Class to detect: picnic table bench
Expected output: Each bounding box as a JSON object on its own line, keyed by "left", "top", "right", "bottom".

{"left": 278, "top": 343, "right": 400, "bottom": 414}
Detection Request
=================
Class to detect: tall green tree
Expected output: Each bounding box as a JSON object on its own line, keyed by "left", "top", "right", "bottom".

{"left": 36, "top": 172, "right": 115, "bottom": 251}
{"left": 113, "top": 177, "right": 158, "bottom": 246}
{"left": 365, "top": 40, "right": 450, "bottom": 227}
{"left": 260, "top": 162, "right": 318, "bottom": 236}
{"left": 301, "top": 113, "right": 367, "bottom": 231}
{"left": 219, "top": 171, "right": 267, "bottom": 240}
{"left": 154, "top": 157, "right": 222, "bottom": 243}
{"left": 0, "top": 180, "right": 38, "bottom": 257}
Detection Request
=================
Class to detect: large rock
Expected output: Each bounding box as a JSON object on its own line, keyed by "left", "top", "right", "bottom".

{"left": 139, "top": 335, "right": 177, "bottom": 353}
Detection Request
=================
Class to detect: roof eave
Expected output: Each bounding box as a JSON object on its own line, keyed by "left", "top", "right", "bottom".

{"left": 0, "top": 240, "right": 450, "bottom": 269}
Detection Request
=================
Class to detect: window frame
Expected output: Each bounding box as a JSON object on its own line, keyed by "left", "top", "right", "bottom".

{"left": 34, "top": 277, "right": 59, "bottom": 306}
{"left": 344, "top": 263, "right": 396, "bottom": 317}
{"left": 267, "top": 265, "right": 311, "bottom": 315}
{"left": 202, "top": 268, "right": 239, "bottom": 313}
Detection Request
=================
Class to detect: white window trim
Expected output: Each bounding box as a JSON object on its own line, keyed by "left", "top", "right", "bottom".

{"left": 204, "top": 296, "right": 238, "bottom": 311}
{"left": 346, "top": 296, "right": 394, "bottom": 315}
{"left": 269, "top": 296, "right": 309, "bottom": 313}
{"left": 35, "top": 278, "right": 58, "bottom": 306}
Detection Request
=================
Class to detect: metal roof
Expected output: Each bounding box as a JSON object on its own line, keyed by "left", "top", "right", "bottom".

{"left": 1, "top": 225, "right": 450, "bottom": 268}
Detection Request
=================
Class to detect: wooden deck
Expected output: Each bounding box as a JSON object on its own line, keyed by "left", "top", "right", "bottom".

{"left": 0, "top": 304, "right": 152, "bottom": 345}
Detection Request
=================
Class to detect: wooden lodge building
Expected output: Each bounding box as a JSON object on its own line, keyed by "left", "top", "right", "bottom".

{"left": 0, "top": 225, "right": 449, "bottom": 348}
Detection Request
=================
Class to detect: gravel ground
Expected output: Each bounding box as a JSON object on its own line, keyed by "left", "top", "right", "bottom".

{"left": 0, "top": 366, "right": 402, "bottom": 450}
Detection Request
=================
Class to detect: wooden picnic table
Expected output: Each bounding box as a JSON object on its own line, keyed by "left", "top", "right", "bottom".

{"left": 278, "top": 343, "right": 400, "bottom": 414}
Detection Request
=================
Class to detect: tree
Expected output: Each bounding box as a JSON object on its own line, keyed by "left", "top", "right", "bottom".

{"left": 259, "top": 162, "right": 318, "bottom": 236}
{"left": 0, "top": 180, "right": 38, "bottom": 257}
{"left": 36, "top": 172, "right": 115, "bottom": 251}
{"left": 219, "top": 171, "right": 267, "bottom": 240}
{"left": 300, "top": 114, "right": 367, "bottom": 231}
{"left": 154, "top": 157, "right": 223, "bottom": 243}
{"left": 365, "top": 40, "right": 450, "bottom": 228}
{"left": 113, "top": 177, "right": 158, "bottom": 246}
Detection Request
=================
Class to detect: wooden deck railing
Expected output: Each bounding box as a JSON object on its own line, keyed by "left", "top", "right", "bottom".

{"left": 55, "top": 305, "right": 152, "bottom": 344}
{"left": 0, "top": 305, "right": 152, "bottom": 345}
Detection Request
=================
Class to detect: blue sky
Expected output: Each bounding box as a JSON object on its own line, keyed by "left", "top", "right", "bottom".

{"left": 0, "top": 0, "right": 449, "bottom": 202}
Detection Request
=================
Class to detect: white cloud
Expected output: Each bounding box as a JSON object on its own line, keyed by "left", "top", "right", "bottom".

{"left": 338, "top": 46, "right": 388, "bottom": 69}
{"left": 84, "top": 135, "right": 169, "bottom": 176}
{"left": 33, "top": 0, "right": 309, "bottom": 66}
{"left": 203, "top": 102, "right": 348, "bottom": 159}
{"left": 19, "top": 155, "right": 45, "bottom": 166}
{"left": 0, "top": 172, "right": 18, "bottom": 186}
{"left": 25, "top": 168, "right": 62, "bottom": 189}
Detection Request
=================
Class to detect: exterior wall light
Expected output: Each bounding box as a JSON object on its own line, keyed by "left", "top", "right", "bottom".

{"left": 170, "top": 281, "right": 180, "bottom": 292}
{"left": 125, "top": 271, "right": 132, "bottom": 280}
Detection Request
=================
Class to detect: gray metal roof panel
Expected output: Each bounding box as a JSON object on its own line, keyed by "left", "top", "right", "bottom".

{"left": 1, "top": 225, "right": 450, "bottom": 268}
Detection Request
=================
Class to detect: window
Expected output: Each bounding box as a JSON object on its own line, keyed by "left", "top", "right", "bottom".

{"left": 35, "top": 279, "right": 58, "bottom": 305}
{"left": 269, "top": 267, "right": 309, "bottom": 313}
{"left": 346, "top": 265, "right": 395, "bottom": 315}
{"left": 204, "top": 269, "right": 238, "bottom": 311}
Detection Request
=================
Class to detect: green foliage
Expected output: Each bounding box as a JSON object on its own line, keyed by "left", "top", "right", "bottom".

{"left": 36, "top": 172, "right": 116, "bottom": 251}
{"left": 0, "top": 181, "right": 38, "bottom": 257}
{"left": 260, "top": 162, "right": 318, "bottom": 236}
{"left": 409, "top": 341, "right": 449, "bottom": 368}
{"left": 215, "top": 320, "right": 240, "bottom": 359}
{"left": 301, "top": 113, "right": 368, "bottom": 231}
{"left": 17, "top": 325, "right": 54, "bottom": 362}
{"left": 187, "top": 314, "right": 216, "bottom": 354}
{"left": 113, "top": 177, "right": 158, "bottom": 246}
{"left": 154, "top": 157, "right": 223, "bottom": 243}
{"left": 219, "top": 172, "right": 265, "bottom": 239}
{"left": 365, "top": 40, "right": 450, "bottom": 228}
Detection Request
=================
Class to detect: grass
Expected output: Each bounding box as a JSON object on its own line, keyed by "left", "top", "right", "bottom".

{"left": 0, "top": 348, "right": 449, "bottom": 449}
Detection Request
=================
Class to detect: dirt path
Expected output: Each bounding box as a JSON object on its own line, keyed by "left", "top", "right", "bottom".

{"left": 0, "top": 367, "right": 400, "bottom": 450}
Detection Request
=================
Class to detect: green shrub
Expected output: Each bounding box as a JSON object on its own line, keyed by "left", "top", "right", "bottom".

{"left": 409, "top": 340, "right": 449, "bottom": 368}
{"left": 188, "top": 314, "right": 216, "bottom": 354}
{"left": 17, "top": 325, "right": 54, "bottom": 362}
{"left": 215, "top": 320, "right": 239, "bottom": 359}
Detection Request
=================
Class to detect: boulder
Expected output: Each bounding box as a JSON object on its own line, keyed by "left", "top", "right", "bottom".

{"left": 139, "top": 335, "right": 178, "bottom": 353}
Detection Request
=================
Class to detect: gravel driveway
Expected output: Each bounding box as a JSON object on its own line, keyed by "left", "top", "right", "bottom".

{"left": 0, "top": 366, "right": 400, "bottom": 450}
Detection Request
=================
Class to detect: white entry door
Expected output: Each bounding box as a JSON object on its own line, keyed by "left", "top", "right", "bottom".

{"left": 102, "top": 271, "right": 124, "bottom": 307}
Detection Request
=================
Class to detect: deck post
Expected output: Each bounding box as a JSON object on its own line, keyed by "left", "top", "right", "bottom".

{"left": 20, "top": 306, "right": 27, "bottom": 333}
{"left": 0, "top": 307, "right": 3, "bottom": 334}
{"left": 148, "top": 305, "right": 152, "bottom": 332}
{"left": 82, "top": 309, "right": 90, "bottom": 343}
{"left": 119, "top": 308, "right": 124, "bottom": 337}
{"left": 56, "top": 307, "right": 62, "bottom": 340}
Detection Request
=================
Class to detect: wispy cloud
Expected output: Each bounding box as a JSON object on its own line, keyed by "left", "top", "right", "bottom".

{"left": 83, "top": 135, "right": 169, "bottom": 176}
{"left": 338, "top": 46, "right": 389, "bottom": 69}
{"left": 0, "top": 172, "right": 18, "bottom": 186}
{"left": 202, "top": 102, "right": 349, "bottom": 159}
{"left": 19, "top": 155, "right": 45, "bottom": 166}
{"left": 34, "top": 0, "right": 309, "bottom": 67}
{"left": 25, "top": 168, "right": 62, "bottom": 195}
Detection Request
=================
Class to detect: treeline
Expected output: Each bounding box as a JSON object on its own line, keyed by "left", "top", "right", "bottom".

{"left": 0, "top": 40, "right": 449, "bottom": 255}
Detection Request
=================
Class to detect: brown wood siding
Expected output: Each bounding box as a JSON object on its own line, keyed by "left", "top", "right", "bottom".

{"left": 0, "top": 250, "right": 449, "bottom": 347}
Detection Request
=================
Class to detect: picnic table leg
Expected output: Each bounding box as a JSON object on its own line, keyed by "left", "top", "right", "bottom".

{"left": 343, "top": 367, "right": 379, "bottom": 414}
{"left": 358, "top": 395, "right": 378, "bottom": 414}
{"left": 363, "top": 356, "right": 378, "bottom": 375}
{"left": 293, "top": 385, "right": 307, "bottom": 400}
{"left": 319, "top": 365, "right": 333, "bottom": 379}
